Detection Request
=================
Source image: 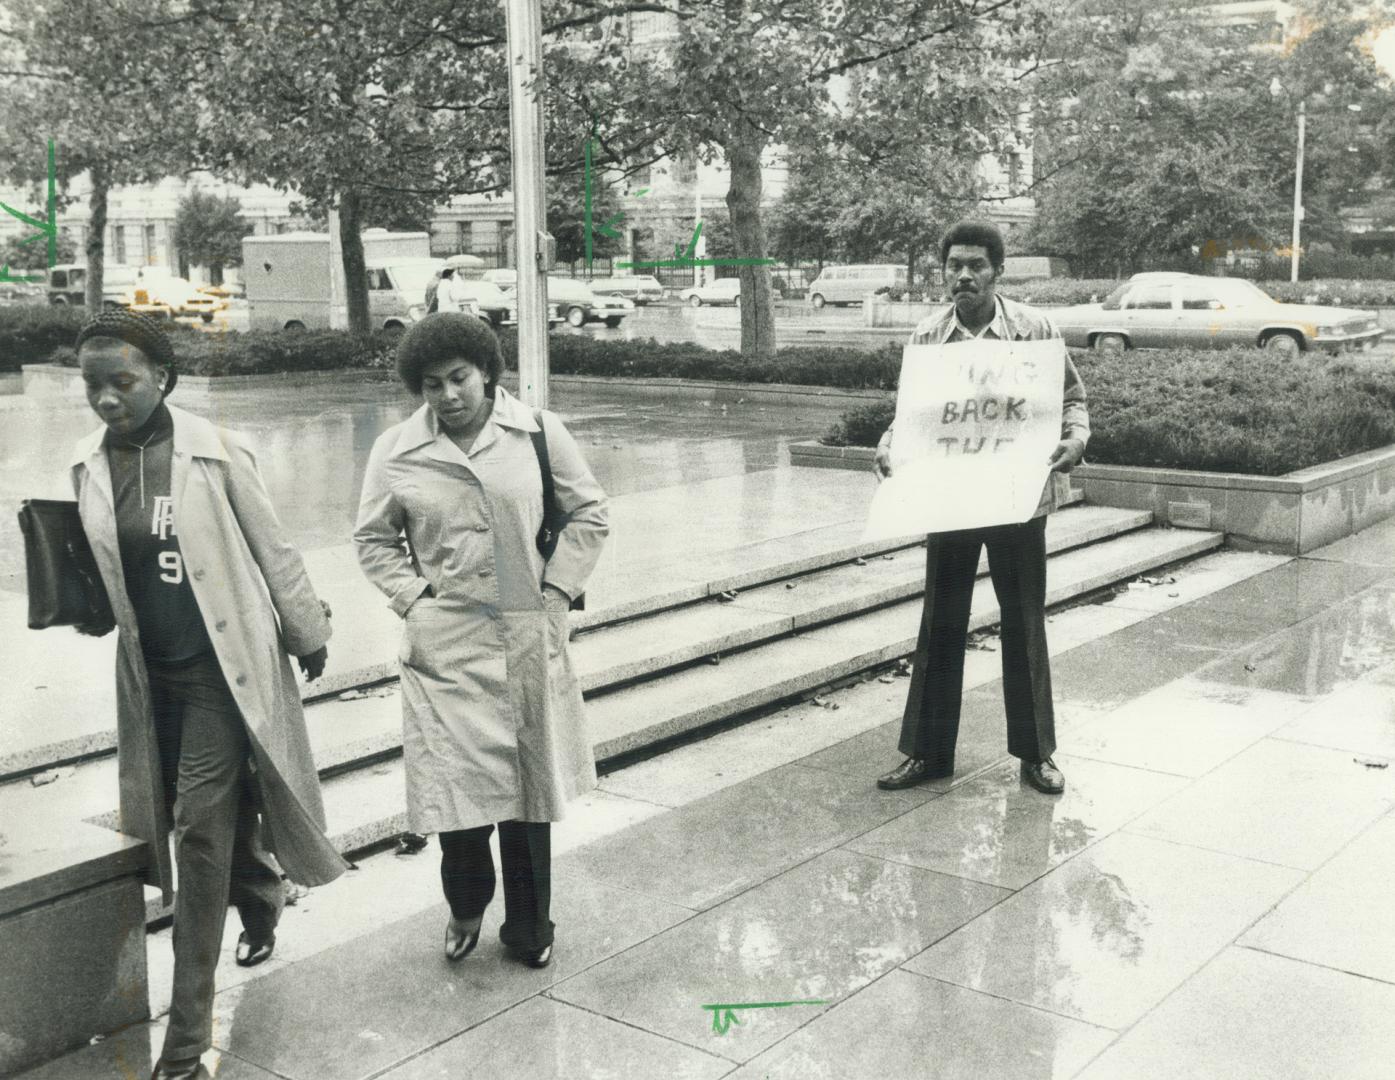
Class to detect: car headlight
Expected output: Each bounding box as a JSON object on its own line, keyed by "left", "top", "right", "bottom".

{"left": 408, "top": 304, "right": 426, "bottom": 320}
{"left": 1317, "top": 325, "right": 1340, "bottom": 337}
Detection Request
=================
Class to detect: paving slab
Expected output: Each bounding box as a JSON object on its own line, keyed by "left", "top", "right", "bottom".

{"left": 1065, "top": 678, "right": 1312, "bottom": 778}
{"left": 1194, "top": 574, "right": 1395, "bottom": 699}
{"left": 549, "top": 849, "right": 1007, "bottom": 1064}
{"left": 1073, "top": 948, "right": 1395, "bottom": 1080}
{"left": 1271, "top": 666, "right": 1395, "bottom": 760}
{"left": 559, "top": 763, "right": 939, "bottom": 912}
{"left": 1301, "top": 513, "right": 1395, "bottom": 568}
{"left": 207, "top": 875, "right": 693, "bottom": 1080}
{"left": 1126, "top": 736, "right": 1395, "bottom": 870}
{"left": 726, "top": 969, "right": 1114, "bottom": 1080}
{"left": 376, "top": 996, "right": 731, "bottom": 1080}
{"left": 845, "top": 754, "right": 1187, "bottom": 890}
{"left": 905, "top": 831, "right": 1301, "bottom": 1030}
{"left": 1239, "top": 810, "right": 1395, "bottom": 984}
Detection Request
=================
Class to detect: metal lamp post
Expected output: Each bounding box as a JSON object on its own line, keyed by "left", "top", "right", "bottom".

{"left": 505, "top": 0, "right": 553, "bottom": 409}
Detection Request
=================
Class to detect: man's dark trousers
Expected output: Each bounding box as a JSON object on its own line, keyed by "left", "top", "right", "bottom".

{"left": 898, "top": 515, "right": 1055, "bottom": 769}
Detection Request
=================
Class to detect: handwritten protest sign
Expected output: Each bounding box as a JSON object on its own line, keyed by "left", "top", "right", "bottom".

{"left": 863, "top": 337, "right": 1066, "bottom": 540}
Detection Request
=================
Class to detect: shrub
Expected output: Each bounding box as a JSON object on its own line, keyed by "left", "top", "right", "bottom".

{"left": 0, "top": 304, "right": 85, "bottom": 372}
{"left": 824, "top": 346, "right": 1395, "bottom": 476}
{"left": 496, "top": 330, "right": 903, "bottom": 390}
{"left": 1261, "top": 279, "right": 1395, "bottom": 308}
{"left": 52, "top": 326, "right": 399, "bottom": 376}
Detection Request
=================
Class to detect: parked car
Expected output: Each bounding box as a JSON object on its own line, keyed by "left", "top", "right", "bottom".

{"left": 1054, "top": 273, "right": 1385, "bottom": 357}
{"left": 132, "top": 271, "right": 227, "bottom": 321}
{"left": 481, "top": 268, "right": 518, "bottom": 289}
{"left": 806, "top": 264, "right": 908, "bottom": 308}
{"left": 498, "top": 290, "right": 564, "bottom": 328}
{"left": 679, "top": 278, "right": 742, "bottom": 307}
{"left": 432, "top": 273, "right": 512, "bottom": 326}
{"left": 588, "top": 274, "right": 665, "bottom": 304}
{"left": 546, "top": 276, "right": 632, "bottom": 327}
{"left": 47, "top": 263, "right": 142, "bottom": 308}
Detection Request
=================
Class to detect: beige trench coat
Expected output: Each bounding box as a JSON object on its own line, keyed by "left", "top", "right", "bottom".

{"left": 71, "top": 405, "right": 348, "bottom": 902}
{"left": 353, "top": 388, "right": 609, "bottom": 832}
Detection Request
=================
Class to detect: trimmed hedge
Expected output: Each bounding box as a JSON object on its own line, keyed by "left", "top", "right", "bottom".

{"left": 0, "top": 304, "right": 86, "bottom": 373}
{"left": 49, "top": 327, "right": 399, "bottom": 376}
{"left": 497, "top": 330, "right": 904, "bottom": 390}
{"left": 823, "top": 347, "right": 1395, "bottom": 477}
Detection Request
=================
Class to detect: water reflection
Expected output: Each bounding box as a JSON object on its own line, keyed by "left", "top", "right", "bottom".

{"left": 0, "top": 383, "right": 834, "bottom": 594}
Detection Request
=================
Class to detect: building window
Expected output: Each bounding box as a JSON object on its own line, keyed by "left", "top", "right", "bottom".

{"left": 144, "top": 224, "right": 157, "bottom": 265}
{"left": 113, "top": 226, "right": 126, "bottom": 265}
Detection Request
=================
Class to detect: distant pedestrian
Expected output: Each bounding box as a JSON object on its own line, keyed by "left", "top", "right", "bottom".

{"left": 68, "top": 310, "right": 347, "bottom": 1080}
{"left": 354, "top": 312, "right": 608, "bottom": 969}
{"left": 873, "top": 220, "right": 1090, "bottom": 795}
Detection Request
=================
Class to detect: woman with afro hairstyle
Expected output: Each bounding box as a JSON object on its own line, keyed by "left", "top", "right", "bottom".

{"left": 68, "top": 310, "right": 348, "bottom": 1080}
{"left": 354, "top": 312, "right": 608, "bottom": 970}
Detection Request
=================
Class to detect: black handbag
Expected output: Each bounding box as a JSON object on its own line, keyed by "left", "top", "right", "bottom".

{"left": 529, "top": 410, "right": 585, "bottom": 612}
{"left": 18, "top": 499, "right": 115, "bottom": 631}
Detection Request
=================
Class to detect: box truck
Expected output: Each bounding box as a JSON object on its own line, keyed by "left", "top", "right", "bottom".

{"left": 242, "top": 229, "right": 439, "bottom": 332}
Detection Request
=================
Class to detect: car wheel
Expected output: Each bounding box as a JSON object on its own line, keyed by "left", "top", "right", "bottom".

{"left": 488, "top": 311, "right": 504, "bottom": 328}
{"left": 1262, "top": 331, "right": 1302, "bottom": 357}
{"left": 604, "top": 315, "right": 623, "bottom": 328}
{"left": 284, "top": 320, "right": 307, "bottom": 332}
{"left": 810, "top": 293, "right": 826, "bottom": 309}
{"left": 1093, "top": 333, "right": 1126, "bottom": 354}
{"left": 688, "top": 295, "right": 703, "bottom": 308}
{"left": 566, "top": 306, "right": 586, "bottom": 327}
{"left": 50, "top": 297, "right": 67, "bottom": 306}
{"left": 382, "top": 321, "right": 406, "bottom": 337}
{"left": 201, "top": 312, "right": 214, "bottom": 323}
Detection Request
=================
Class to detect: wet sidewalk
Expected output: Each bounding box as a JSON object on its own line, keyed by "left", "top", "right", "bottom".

{"left": 18, "top": 518, "right": 1395, "bottom": 1079}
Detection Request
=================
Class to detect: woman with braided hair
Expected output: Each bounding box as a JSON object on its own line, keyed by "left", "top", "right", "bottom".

{"left": 69, "top": 310, "right": 348, "bottom": 1080}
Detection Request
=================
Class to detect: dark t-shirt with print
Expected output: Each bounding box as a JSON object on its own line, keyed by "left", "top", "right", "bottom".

{"left": 107, "top": 406, "right": 214, "bottom": 663}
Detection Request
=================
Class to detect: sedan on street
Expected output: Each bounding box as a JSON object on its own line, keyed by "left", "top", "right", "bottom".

{"left": 679, "top": 278, "right": 741, "bottom": 307}
{"left": 1054, "top": 272, "right": 1384, "bottom": 356}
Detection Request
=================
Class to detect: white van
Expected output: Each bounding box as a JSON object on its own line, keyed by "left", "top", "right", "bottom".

{"left": 807, "top": 264, "right": 908, "bottom": 308}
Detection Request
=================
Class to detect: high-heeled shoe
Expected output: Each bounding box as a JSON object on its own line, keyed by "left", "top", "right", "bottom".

{"left": 444, "top": 916, "right": 482, "bottom": 961}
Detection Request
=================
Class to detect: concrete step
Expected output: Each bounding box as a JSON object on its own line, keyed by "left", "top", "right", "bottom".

{"left": 293, "top": 503, "right": 1147, "bottom": 776}
{"left": 589, "top": 524, "right": 1224, "bottom": 758}
{"left": 0, "top": 489, "right": 1092, "bottom": 783}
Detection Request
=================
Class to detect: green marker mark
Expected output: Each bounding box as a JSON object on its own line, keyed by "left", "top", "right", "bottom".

{"left": 701, "top": 1000, "right": 829, "bottom": 1035}
{"left": 0, "top": 139, "right": 58, "bottom": 284}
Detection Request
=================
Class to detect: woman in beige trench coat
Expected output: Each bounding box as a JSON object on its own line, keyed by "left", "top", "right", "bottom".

{"left": 69, "top": 311, "right": 348, "bottom": 1080}
{"left": 354, "top": 312, "right": 608, "bottom": 970}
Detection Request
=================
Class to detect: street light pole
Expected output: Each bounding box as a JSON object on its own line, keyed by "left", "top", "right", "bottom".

{"left": 1290, "top": 98, "right": 1306, "bottom": 284}
{"left": 505, "top": 0, "right": 551, "bottom": 409}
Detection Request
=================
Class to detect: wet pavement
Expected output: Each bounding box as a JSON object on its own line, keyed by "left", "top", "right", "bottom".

{"left": 0, "top": 380, "right": 846, "bottom": 594}
{"left": 19, "top": 514, "right": 1395, "bottom": 1079}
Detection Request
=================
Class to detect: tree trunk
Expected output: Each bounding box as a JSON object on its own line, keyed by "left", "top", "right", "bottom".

{"left": 725, "top": 136, "right": 776, "bottom": 359}
{"left": 339, "top": 188, "right": 370, "bottom": 334}
{"left": 85, "top": 165, "right": 109, "bottom": 310}
{"left": 210, "top": 263, "right": 224, "bottom": 286}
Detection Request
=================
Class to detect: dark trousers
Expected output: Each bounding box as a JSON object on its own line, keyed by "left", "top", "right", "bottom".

{"left": 148, "top": 653, "right": 285, "bottom": 1061}
{"left": 897, "top": 516, "right": 1056, "bottom": 770}
{"left": 439, "top": 821, "right": 553, "bottom": 952}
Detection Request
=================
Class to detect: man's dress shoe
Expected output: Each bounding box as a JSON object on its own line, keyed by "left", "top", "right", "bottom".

{"left": 1021, "top": 756, "right": 1065, "bottom": 794}
{"left": 444, "top": 917, "right": 482, "bottom": 962}
{"left": 877, "top": 757, "right": 952, "bottom": 790}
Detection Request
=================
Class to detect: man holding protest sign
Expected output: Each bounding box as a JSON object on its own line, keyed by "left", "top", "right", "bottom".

{"left": 871, "top": 221, "right": 1089, "bottom": 795}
